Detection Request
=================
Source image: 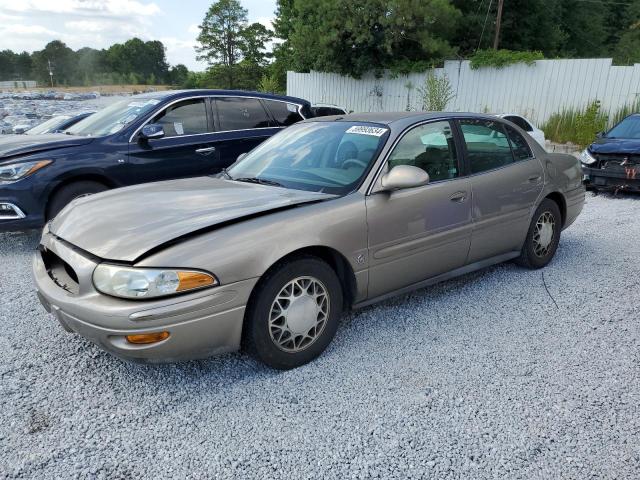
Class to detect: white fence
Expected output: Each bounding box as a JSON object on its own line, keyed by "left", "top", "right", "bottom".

{"left": 287, "top": 59, "right": 640, "bottom": 125}
{"left": 0, "top": 80, "right": 38, "bottom": 89}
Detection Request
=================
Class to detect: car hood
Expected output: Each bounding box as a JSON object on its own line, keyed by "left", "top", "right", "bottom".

{"left": 0, "top": 133, "right": 94, "bottom": 161}
{"left": 589, "top": 137, "right": 640, "bottom": 155}
{"left": 50, "top": 176, "right": 335, "bottom": 262}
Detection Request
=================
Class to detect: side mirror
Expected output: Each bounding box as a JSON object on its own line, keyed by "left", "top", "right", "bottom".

{"left": 379, "top": 165, "right": 430, "bottom": 191}
{"left": 140, "top": 123, "right": 165, "bottom": 141}
{"left": 237, "top": 152, "right": 248, "bottom": 163}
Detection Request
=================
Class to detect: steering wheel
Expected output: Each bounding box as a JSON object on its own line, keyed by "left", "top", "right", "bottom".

{"left": 342, "top": 158, "right": 368, "bottom": 169}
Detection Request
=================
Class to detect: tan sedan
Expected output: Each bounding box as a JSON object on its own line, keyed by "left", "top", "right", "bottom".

{"left": 34, "top": 113, "right": 585, "bottom": 369}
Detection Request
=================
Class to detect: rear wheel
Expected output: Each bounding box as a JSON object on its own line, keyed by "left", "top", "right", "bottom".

{"left": 47, "top": 180, "right": 108, "bottom": 220}
{"left": 516, "top": 199, "right": 562, "bottom": 269}
{"left": 244, "top": 256, "right": 343, "bottom": 370}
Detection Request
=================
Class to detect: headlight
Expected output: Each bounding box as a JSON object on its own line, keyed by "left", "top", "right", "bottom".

{"left": 579, "top": 149, "right": 596, "bottom": 165}
{"left": 0, "top": 160, "right": 52, "bottom": 184}
{"left": 93, "top": 264, "right": 218, "bottom": 299}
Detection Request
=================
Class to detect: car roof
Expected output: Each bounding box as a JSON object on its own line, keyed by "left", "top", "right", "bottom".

{"left": 134, "top": 89, "right": 310, "bottom": 106}
{"left": 304, "top": 111, "right": 504, "bottom": 126}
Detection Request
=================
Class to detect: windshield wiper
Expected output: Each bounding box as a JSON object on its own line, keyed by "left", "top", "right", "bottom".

{"left": 219, "top": 168, "right": 232, "bottom": 179}
{"left": 234, "top": 177, "right": 284, "bottom": 187}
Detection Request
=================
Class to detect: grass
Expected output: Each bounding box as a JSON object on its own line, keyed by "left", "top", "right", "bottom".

{"left": 542, "top": 97, "right": 640, "bottom": 147}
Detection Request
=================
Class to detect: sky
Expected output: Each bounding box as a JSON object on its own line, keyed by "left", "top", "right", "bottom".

{"left": 0, "top": 0, "right": 277, "bottom": 71}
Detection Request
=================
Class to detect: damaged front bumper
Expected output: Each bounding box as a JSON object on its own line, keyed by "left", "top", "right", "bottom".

{"left": 582, "top": 163, "right": 640, "bottom": 192}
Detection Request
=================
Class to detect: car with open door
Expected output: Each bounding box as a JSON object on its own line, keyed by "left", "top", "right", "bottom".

{"left": 0, "top": 90, "right": 311, "bottom": 232}
{"left": 33, "top": 112, "right": 585, "bottom": 369}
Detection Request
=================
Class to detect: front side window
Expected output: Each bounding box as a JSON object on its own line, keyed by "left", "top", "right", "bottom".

{"left": 264, "top": 100, "right": 304, "bottom": 126}
{"left": 152, "top": 99, "right": 209, "bottom": 137}
{"left": 227, "top": 122, "right": 389, "bottom": 195}
{"left": 216, "top": 98, "right": 271, "bottom": 131}
{"left": 388, "top": 121, "right": 459, "bottom": 182}
{"left": 505, "top": 125, "right": 533, "bottom": 160}
{"left": 460, "top": 119, "right": 513, "bottom": 174}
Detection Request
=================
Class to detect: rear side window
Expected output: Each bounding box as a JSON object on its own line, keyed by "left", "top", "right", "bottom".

{"left": 264, "top": 100, "right": 303, "bottom": 126}
{"left": 505, "top": 115, "right": 533, "bottom": 132}
{"left": 152, "top": 99, "right": 209, "bottom": 137}
{"left": 505, "top": 125, "right": 533, "bottom": 160}
{"left": 460, "top": 119, "right": 513, "bottom": 174}
{"left": 216, "top": 98, "right": 271, "bottom": 131}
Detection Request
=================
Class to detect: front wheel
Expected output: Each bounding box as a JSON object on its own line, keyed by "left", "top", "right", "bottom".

{"left": 516, "top": 199, "right": 562, "bottom": 269}
{"left": 46, "top": 180, "right": 108, "bottom": 220}
{"left": 243, "top": 257, "right": 343, "bottom": 370}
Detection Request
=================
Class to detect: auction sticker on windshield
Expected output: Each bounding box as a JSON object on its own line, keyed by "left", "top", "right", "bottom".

{"left": 346, "top": 126, "right": 388, "bottom": 136}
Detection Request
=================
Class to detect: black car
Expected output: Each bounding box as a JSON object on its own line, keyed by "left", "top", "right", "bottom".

{"left": 580, "top": 113, "right": 640, "bottom": 191}
{"left": 0, "top": 90, "right": 312, "bottom": 231}
{"left": 22, "top": 112, "right": 95, "bottom": 135}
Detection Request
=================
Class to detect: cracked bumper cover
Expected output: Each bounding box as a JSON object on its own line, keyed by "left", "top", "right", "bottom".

{"left": 33, "top": 231, "right": 258, "bottom": 363}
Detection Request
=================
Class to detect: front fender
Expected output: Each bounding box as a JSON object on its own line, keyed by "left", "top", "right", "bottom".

{"left": 136, "top": 194, "right": 369, "bottom": 293}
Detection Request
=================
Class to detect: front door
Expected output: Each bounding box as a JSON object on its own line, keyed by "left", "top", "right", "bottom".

{"left": 458, "top": 119, "right": 545, "bottom": 263}
{"left": 366, "top": 120, "right": 472, "bottom": 299}
{"left": 127, "top": 97, "right": 224, "bottom": 184}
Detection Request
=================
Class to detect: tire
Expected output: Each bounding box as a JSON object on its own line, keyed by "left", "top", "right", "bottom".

{"left": 47, "top": 181, "right": 109, "bottom": 220}
{"left": 243, "top": 256, "right": 343, "bottom": 370}
{"left": 515, "top": 198, "right": 562, "bottom": 269}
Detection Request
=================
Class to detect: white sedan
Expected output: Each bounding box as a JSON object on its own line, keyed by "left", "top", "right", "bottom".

{"left": 496, "top": 113, "right": 546, "bottom": 149}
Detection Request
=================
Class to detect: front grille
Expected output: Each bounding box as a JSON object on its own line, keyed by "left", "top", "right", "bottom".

{"left": 40, "top": 248, "right": 80, "bottom": 295}
{"left": 595, "top": 153, "right": 640, "bottom": 170}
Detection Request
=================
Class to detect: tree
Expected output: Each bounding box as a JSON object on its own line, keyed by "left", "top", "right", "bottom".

{"left": 613, "top": 1, "right": 640, "bottom": 65}
{"left": 197, "top": 0, "right": 249, "bottom": 87}
{"left": 284, "top": 0, "right": 462, "bottom": 78}
{"left": 31, "top": 40, "right": 77, "bottom": 86}
{"left": 168, "top": 64, "right": 190, "bottom": 86}
{"left": 271, "top": 0, "right": 298, "bottom": 91}
{"left": 240, "top": 22, "right": 273, "bottom": 66}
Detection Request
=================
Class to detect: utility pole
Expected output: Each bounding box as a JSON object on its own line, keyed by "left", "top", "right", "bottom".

{"left": 493, "top": 0, "right": 504, "bottom": 50}
{"left": 47, "top": 59, "right": 54, "bottom": 87}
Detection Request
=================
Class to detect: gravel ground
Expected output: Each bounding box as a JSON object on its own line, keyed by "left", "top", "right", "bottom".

{"left": 1, "top": 193, "right": 639, "bottom": 479}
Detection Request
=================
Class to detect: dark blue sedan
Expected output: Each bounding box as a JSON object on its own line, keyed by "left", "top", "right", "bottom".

{"left": 0, "top": 90, "right": 312, "bottom": 231}
{"left": 580, "top": 113, "right": 640, "bottom": 192}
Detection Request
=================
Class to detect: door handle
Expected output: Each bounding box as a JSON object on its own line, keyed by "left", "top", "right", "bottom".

{"left": 195, "top": 146, "right": 217, "bottom": 155}
{"left": 449, "top": 191, "right": 467, "bottom": 203}
{"left": 528, "top": 175, "right": 541, "bottom": 183}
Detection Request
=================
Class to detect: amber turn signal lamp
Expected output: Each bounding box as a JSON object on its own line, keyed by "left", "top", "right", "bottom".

{"left": 177, "top": 271, "right": 216, "bottom": 292}
{"left": 27, "top": 160, "right": 53, "bottom": 176}
{"left": 126, "top": 331, "right": 170, "bottom": 344}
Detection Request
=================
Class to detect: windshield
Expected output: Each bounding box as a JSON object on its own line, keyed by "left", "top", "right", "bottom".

{"left": 227, "top": 122, "right": 390, "bottom": 195}
{"left": 26, "top": 116, "right": 72, "bottom": 135}
{"left": 66, "top": 97, "right": 160, "bottom": 137}
{"left": 606, "top": 115, "right": 640, "bottom": 139}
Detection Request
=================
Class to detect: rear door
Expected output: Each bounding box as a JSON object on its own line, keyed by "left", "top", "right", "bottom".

{"left": 212, "top": 97, "right": 284, "bottom": 167}
{"left": 459, "top": 118, "right": 544, "bottom": 263}
{"left": 365, "top": 120, "right": 472, "bottom": 299}
{"left": 127, "top": 97, "right": 224, "bottom": 182}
